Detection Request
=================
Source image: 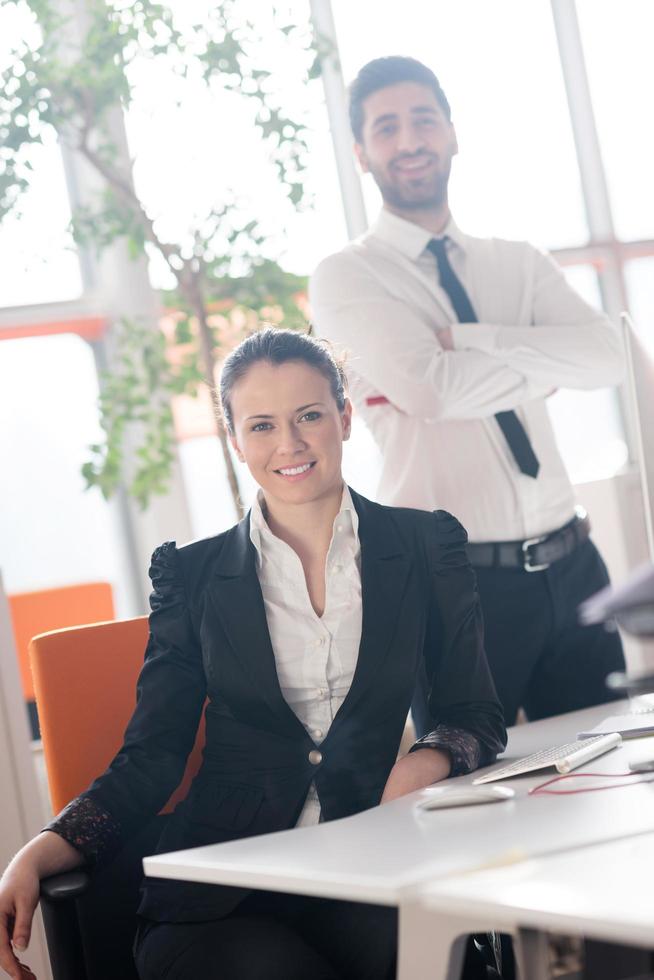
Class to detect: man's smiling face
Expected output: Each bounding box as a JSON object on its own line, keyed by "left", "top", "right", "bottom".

{"left": 355, "top": 81, "right": 458, "bottom": 212}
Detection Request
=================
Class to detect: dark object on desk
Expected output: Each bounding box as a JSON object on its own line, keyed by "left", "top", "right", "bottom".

{"left": 606, "top": 670, "right": 654, "bottom": 697}
{"left": 579, "top": 562, "right": 654, "bottom": 635}
{"left": 579, "top": 562, "right": 654, "bottom": 697}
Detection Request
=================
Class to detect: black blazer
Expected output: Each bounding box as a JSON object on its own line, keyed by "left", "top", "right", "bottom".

{"left": 50, "top": 490, "right": 505, "bottom": 922}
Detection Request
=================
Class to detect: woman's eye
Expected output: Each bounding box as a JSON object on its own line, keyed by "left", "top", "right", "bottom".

{"left": 299, "top": 411, "right": 321, "bottom": 423}
{"left": 251, "top": 422, "right": 272, "bottom": 432}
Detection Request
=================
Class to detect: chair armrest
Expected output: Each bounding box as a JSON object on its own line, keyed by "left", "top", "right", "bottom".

{"left": 39, "top": 872, "right": 90, "bottom": 980}
{"left": 40, "top": 870, "right": 90, "bottom": 902}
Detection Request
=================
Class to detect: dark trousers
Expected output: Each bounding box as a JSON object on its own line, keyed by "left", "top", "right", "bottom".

{"left": 134, "top": 890, "right": 397, "bottom": 980}
{"left": 134, "top": 889, "right": 495, "bottom": 979}
{"left": 414, "top": 538, "right": 626, "bottom": 732}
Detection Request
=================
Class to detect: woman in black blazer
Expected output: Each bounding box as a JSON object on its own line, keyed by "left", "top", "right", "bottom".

{"left": 0, "top": 329, "right": 505, "bottom": 980}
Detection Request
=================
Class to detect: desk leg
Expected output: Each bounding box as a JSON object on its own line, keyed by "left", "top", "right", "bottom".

{"left": 514, "top": 928, "right": 550, "bottom": 980}
{"left": 584, "top": 939, "right": 654, "bottom": 979}
{"left": 397, "top": 902, "right": 476, "bottom": 980}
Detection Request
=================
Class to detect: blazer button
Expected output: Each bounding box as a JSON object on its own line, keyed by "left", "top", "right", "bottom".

{"left": 308, "top": 749, "right": 323, "bottom": 765}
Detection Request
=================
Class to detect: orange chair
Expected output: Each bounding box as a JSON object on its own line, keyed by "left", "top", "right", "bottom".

{"left": 9, "top": 582, "right": 115, "bottom": 738}
{"left": 29, "top": 618, "right": 206, "bottom": 980}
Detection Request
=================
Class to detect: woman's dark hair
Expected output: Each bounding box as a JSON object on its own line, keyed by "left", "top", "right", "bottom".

{"left": 219, "top": 327, "right": 347, "bottom": 434}
{"left": 349, "top": 56, "right": 451, "bottom": 142}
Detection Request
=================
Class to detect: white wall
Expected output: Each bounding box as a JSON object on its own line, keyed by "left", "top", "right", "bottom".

{"left": 0, "top": 573, "right": 52, "bottom": 979}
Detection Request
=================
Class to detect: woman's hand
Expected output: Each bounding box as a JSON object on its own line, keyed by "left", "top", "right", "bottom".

{"left": 0, "top": 831, "right": 83, "bottom": 979}
{"left": 0, "top": 858, "right": 40, "bottom": 980}
{"left": 380, "top": 748, "right": 451, "bottom": 804}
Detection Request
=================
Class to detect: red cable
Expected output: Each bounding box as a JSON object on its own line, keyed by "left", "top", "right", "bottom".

{"left": 529, "top": 770, "right": 654, "bottom": 796}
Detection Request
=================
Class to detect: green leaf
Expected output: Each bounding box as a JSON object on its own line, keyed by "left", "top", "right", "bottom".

{"left": 4, "top": 0, "right": 317, "bottom": 517}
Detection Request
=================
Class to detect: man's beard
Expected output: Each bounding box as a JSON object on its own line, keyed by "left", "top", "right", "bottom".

{"left": 370, "top": 161, "right": 451, "bottom": 212}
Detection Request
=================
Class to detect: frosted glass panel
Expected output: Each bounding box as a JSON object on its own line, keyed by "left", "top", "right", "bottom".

{"left": 332, "top": 0, "right": 587, "bottom": 249}
{"left": 0, "top": 335, "right": 121, "bottom": 594}
{"left": 0, "top": 5, "right": 83, "bottom": 306}
{"left": 548, "top": 264, "right": 627, "bottom": 483}
{"left": 625, "top": 257, "right": 654, "bottom": 358}
{"left": 577, "top": 0, "right": 654, "bottom": 241}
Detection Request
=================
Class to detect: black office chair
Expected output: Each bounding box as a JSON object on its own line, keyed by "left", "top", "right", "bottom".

{"left": 40, "top": 816, "right": 166, "bottom": 980}
{"left": 29, "top": 619, "right": 204, "bottom": 980}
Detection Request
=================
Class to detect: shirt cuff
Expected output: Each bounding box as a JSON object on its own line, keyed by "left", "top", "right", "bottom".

{"left": 45, "top": 796, "right": 121, "bottom": 869}
{"left": 409, "top": 724, "right": 481, "bottom": 777}
{"left": 451, "top": 322, "right": 500, "bottom": 354}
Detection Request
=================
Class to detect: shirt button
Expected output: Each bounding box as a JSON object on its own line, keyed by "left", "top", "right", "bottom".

{"left": 313, "top": 729, "right": 323, "bottom": 739}
{"left": 308, "top": 749, "right": 323, "bottom": 765}
{"left": 316, "top": 636, "right": 326, "bottom": 647}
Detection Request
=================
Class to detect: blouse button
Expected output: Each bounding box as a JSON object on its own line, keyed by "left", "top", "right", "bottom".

{"left": 308, "top": 749, "right": 323, "bottom": 765}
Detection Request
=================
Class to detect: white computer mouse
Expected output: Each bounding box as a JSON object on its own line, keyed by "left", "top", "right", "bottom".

{"left": 416, "top": 784, "right": 515, "bottom": 811}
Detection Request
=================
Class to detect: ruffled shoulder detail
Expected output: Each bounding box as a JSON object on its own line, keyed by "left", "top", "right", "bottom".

{"left": 429, "top": 510, "right": 469, "bottom": 573}
{"left": 149, "top": 540, "right": 183, "bottom": 612}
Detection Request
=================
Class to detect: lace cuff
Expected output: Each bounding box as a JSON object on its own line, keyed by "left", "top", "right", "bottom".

{"left": 45, "top": 796, "right": 121, "bottom": 868}
{"left": 409, "top": 724, "right": 481, "bottom": 776}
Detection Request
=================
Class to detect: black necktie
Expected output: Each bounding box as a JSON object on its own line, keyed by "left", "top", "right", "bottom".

{"left": 427, "top": 237, "right": 540, "bottom": 479}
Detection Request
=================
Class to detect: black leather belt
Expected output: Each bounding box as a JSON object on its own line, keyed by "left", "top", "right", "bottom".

{"left": 466, "top": 508, "right": 591, "bottom": 572}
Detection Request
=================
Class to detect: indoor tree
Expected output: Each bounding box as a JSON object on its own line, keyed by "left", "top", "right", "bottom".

{"left": 0, "top": 0, "right": 319, "bottom": 516}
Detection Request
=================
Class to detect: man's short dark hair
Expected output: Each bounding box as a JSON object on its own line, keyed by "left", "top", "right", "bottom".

{"left": 349, "top": 56, "right": 451, "bottom": 142}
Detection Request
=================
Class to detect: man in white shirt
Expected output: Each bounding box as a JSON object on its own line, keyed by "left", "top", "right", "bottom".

{"left": 310, "top": 55, "right": 626, "bottom": 728}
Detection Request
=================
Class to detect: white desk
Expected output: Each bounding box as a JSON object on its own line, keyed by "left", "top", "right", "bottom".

{"left": 144, "top": 701, "right": 654, "bottom": 978}
{"left": 405, "top": 831, "right": 654, "bottom": 980}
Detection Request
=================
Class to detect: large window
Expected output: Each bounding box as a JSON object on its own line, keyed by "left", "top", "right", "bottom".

{"left": 146, "top": 0, "right": 652, "bottom": 534}
{"left": 577, "top": 0, "right": 654, "bottom": 244}
{"left": 625, "top": 258, "right": 654, "bottom": 357}
{"left": 0, "top": 335, "right": 123, "bottom": 604}
{"left": 318, "top": 2, "right": 617, "bottom": 491}
{"left": 119, "top": 0, "right": 349, "bottom": 536}
{"left": 2, "top": 0, "right": 654, "bottom": 560}
{"left": 123, "top": 0, "right": 345, "bottom": 288}
{"left": 332, "top": 0, "right": 587, "bottom": 247}
{"left": 0, "top": 3, "right": 83, "bottom": 307}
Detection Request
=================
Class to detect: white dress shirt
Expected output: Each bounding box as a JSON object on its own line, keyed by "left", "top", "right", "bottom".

{"left": 249, "top": 485, "right": 362, "bottom": 826}
{"left": 310, "top": 209, "right": 625, "bottom": 542}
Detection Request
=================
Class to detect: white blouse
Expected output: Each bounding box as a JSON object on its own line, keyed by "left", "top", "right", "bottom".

{"left": 249, "top": 485, "right": 362, "bottom": 825}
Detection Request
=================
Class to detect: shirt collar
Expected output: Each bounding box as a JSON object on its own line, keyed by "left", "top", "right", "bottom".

{"left": 372, "top": 208, "right": 466, "bottom": 262}
{"left": 249, "top": 484, "right": 359, "bottom": 564}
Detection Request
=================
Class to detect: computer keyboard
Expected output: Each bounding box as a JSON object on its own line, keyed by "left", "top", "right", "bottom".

{"left": 473, "top": 732, "right": 622, "bottom": 784}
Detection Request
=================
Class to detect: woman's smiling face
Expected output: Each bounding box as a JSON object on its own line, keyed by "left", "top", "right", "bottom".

{"left": 229, "top": 359, "right": 352, "bottom": 509}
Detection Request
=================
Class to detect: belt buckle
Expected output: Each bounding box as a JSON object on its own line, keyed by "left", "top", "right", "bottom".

{"left": 521, "top": 535, "right": 549, "bottom": 572}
